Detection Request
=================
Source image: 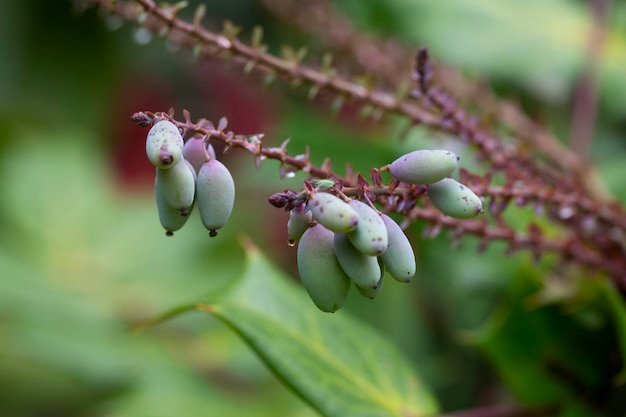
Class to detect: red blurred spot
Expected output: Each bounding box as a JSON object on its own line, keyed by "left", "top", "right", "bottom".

{"left": 107, "top": 74, "right": 176, "bottom": 193}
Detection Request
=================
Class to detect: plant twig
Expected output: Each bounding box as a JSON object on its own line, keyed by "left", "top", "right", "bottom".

{"left": 92, "top": 0, "right": 571, "bottom": 192}
{"left": 404, "top": 206, "right": 625, "bottom": 289}
{"left": 132, "top": 110, "right": 626, "bottom": 289}
{"left": 90, "top": 0, "right": 626, "bottom": 291}
{"left": 258, "top": 0, "right": 604, "bottom": 199}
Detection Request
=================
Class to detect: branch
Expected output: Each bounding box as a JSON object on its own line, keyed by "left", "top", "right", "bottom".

{"left": 404, "top": 206, "right": 625, "bottom": 288}
{"left": 90, "top": 0, "right": 626, "bottom": 293}
{"left": 92, "top": 0, "right": 573, "bottom": 192}
{"left": 258, "top": 0, "right": 599, "bottom": 198}
{"left": 132, "top": 110, "right": 626, "bottom": 288}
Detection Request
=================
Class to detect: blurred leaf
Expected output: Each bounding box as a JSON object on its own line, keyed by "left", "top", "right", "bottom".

{"left": 199, "top": 241, "right": 438, "bottom": 417}
{"left": 0, "top": 128, "right": 318, "bottom": 417}
{"left": 601, "top": 281, "right": 626, "bottom": 385}
{"left": 469, "top": 268, "right": 620, "bottom": 408}
{"left": 340, "top": 0, "right": 626, "bottom": 113}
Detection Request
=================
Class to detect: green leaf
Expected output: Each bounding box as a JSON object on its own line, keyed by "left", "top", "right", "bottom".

{"left": 199, "top": 240, "right": 438, "bottom": 417}
{"left": 0, "top": 128, "right": 322, "bottom": 417}
{"left": 468, "top": 268, "right": 620, "bottom": 407}
{"left": 600, "top": 281, "right": 626, "bottom": 385}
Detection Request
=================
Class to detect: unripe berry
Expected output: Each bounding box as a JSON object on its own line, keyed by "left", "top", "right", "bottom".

{"left": 183, "top": 136, "right": 217, "bottom": 174}
{"left": 306, "top": 192, "right": 359, "bottom": 233}
{"left": 389, "top": 149, "right": 458, "bottom": 185}
{"left": 333, "top": 232, "right": 382, "bottom": 289}
{"left": 346, "top": 199, "right": 388, "bottom": 256}
{"left": 427, "top": 178, "right": 483, "bottom": 219}
{"left": 196, "top": 158, "right": 236, "bottom": 237}
{"left": 146, "top": 120, "right": 184, "bottom": 169}
{"left": 355, "top": 266, "right": 385, "bottom": 300}
{"left": 155, "top": 179, "right": 191, "bottom": 236}
{"left": 297, "top": 224, "right": 351, "bottom": 313}
{"left": 380, "top": 214, "right": 416, "bottom": 282}
{"left": 155, "top": 158, "right": 195, "bottom": 216}
{"left": 287, "top": 204, "right": 313, "bottom": 245}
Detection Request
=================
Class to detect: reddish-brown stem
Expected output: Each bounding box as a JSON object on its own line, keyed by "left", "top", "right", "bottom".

{"left": 133, "top": 110, "right": 626, "bottom": 285}
{"left": 143, "top": 110, "right": 626, "bottom": 236}
{"left": 94, "top": 0, "right": 567, "bottom": 192}
{"left": 404, "top": 206, "right": 625, "bottom": 286}
{"left": 258, "top": 0, "right": 600, "bottom": 198}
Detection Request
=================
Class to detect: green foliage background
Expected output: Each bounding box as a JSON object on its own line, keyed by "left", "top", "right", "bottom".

{"left": 1, "top": 1, "right": 626, "bottom": 416}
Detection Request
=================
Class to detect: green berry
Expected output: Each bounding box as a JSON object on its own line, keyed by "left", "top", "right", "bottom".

{"left": 306, "top": 192, "right": 359, "bottom": 233}
{"left": 155, "top": 158, "right": 195, "bottom": 215}
{"left": 155, "top": 180, "right": 189, "bottom": 236}
{"left": 389, "top": 149, "right": 458, "bottom": 185}
{"left": 287, "top": 204, "right": 313, "bottom": 244}
{"left": 183, "top": 136, "right": 216, "bottom": 174}
{"left": 380, "top": 214, "right": 416, "bottom": 282}
{"left": 297, "top": 224, "right": 351, "bottom": 313}
{"left": 333, "top": 232, "right": 382, "bottom": 289}
{"left": 154, "top": 160, "right": 196, "bottom": 236}
{"left": 355, "top": 264, "right": 385, "bottom": 300}
{"left": 346, "top": 199, "right": 388, "bottom": 256}
{"left": 146, "top": 120, "right": 184, "bottom": 169}
{"left": 427, "top": 178, "right": 483, "bottom": 218}
{"left": 196, "top": 158, "right": 235, "bottom": 236}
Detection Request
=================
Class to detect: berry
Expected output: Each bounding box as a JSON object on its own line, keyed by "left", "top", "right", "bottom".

{"left": 146, "top": 120, "right": 184, "bottom": 169}
{"left": 155, "top": 158, "right": 195, "bottom": 215}
{"left": 155, "top": 178, "right": 191, "bottom": 236}
{"left": 333, "top": 232, "right": 382, "bottom": 289}
{"left": 346, "top": 199, "right": 388, "bottom": 256}
{"left": 287, "top": 204, "right": 313, "bottom": 244}
{"left": 196, "top": 158, "right": 236, "bottom": 236}
{"left": 183, "top": 136, "right": 217, "bottom": 174}
{"left": 380, "top": 214, "right": 416, "bottom": 282}
{"left": 306, "top": 192, "right": 359, "bottom": 233}
{"left": 389, "top": 149, "right": 458, "bottom": 185}
{"left": 154, "top": 160, "right": 196, "bottom": 236}
{"left": 427, "top": 178, "right": 483, "bottom": 219}
{"left": 297, "top": 224, "right": 351, "bottom": 313}
{"left": 355, "top": 266, "right": 385, "bottom": 300}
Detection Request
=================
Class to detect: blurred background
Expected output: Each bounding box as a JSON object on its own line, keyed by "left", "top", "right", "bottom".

{"left": 1, "top": 0, "right": 626, "bottom": 416}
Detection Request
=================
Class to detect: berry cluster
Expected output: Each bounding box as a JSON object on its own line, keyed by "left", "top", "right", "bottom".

{"left": 140, "top": 112, "right": 483, "bottom": 312}
{"left": 146, "top": 120, "right": 235, "bottom": 237}
{"left": 271, "top": 150, "right": 483, "bottom": 312}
